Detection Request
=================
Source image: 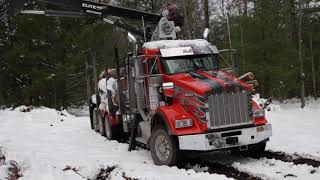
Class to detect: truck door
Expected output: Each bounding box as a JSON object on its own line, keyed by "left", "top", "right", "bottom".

{"left": 145, "top": 58, "right": 162, "bottom": 111}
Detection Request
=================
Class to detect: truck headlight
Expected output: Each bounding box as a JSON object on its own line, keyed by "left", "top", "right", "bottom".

{"left": 175, "top": 119, "right": 193, "bottom": 128}
{"left": 253, "top": 109, "right": 265, "bottom": 118}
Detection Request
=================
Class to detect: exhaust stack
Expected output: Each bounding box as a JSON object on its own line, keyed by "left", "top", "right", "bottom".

{"left": 127, "top": 32, "right": 147, "bottom": 120}
{"left": 203, "top": 28, "right": 210, "bottom": 40}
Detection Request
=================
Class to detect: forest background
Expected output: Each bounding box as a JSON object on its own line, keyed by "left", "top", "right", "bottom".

{"left": 0, "top": 0, "right": 319, "bottom": 109}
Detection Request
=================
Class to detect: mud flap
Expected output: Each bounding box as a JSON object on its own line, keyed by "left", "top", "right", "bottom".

{"left": 128, "top": 114, "right": 139, "bottom": 151}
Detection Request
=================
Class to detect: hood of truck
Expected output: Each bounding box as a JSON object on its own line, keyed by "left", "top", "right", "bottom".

{"left": 164, "top": 70, "right": 250, "bottom": 97}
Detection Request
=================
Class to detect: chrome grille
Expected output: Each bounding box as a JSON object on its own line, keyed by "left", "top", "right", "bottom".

{"left": 207, "top": 91, "right": 252, "bottom": 129}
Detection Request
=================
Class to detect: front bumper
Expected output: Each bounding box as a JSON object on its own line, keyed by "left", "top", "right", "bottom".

{"left": 178, "top": 124, "right": 272, "bottom": 151}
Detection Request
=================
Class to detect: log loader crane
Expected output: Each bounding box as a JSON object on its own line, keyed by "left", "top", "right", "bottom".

{"left": 3, "top": 0, "right": 272, "bottom": 166}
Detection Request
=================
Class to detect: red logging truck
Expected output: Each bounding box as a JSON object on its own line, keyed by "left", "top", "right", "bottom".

{"left": 89, "top": 13, "right": 272, "bottom": 166}
{"left": 2, "top": 0, "right": 271, "bottom": 166}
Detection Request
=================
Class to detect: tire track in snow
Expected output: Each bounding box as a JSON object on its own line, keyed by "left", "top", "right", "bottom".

{"left": 261, "top": 150, "right": 320, "bottom": 168}
{"left": 185, "top": 154, "right": 320, "bottom": 180}
{"left": 181, "top": 159, "right": 263, "bottom": 180}
{"left": 129, "top": 141, "right": 320, "bottom": 179}
{"left": 196, "top": 151, "right": 320, "bottom": 180}
{"left": 70, "top": 108, "right": 320, "bottom": 179}
{"left": 231, "top": 157, "right": 320, "bottom": 180}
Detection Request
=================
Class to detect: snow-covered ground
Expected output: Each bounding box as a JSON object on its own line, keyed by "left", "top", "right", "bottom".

{"left": 0, "top": 99, "right": 320, "bottom": 180}
{"left": 0, "top": 106, "right": 228, "bottom": 180}
{"left": 266, "top": 99, "right": 320, "bottom": 159}
{"left": 232, "top": 157, "right": 319, "bottom": 180}
{"left": 233, "top": 99, "right": 320, "bottom": 180}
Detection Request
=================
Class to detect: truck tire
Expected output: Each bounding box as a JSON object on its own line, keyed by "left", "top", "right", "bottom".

{"left": 150, "top": 129, "right": 179, "bottom": 166}
{"left": 98, "top": 114, "right": 105, "bottom": 136}
{"left": 104, "top": 116, "right": 115, "bottom": 140}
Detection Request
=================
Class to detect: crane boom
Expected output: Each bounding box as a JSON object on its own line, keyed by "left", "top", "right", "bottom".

{"left": 1, "top": 0, "right": 160, "bottom": 22}
{"left": 0, "top": 0, "right": 161, "bottom": 39}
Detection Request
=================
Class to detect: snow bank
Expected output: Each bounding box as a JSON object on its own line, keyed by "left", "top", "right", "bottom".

{"left": 0, "top": 107, "right": 229, "bottom": 180}
{"left": 0, "top": 165, "right": 8, "bottom": 180}
{"left": 68, "top": 105, "right": 89, "bottom": 117}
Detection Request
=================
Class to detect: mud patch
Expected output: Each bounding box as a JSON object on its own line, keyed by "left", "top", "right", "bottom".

{"left": 94, "top": 166, "right": 116, "bottom": 180}
{"left": 0, "top": 148, "right": 22, "bottom": 180}
{"left": 63, "top": 165, "right": 87, "bottom": 179}
{"left": 182, "top": 159, "right": 263, "bottom": 180}
{"left": 122, "top": 172, "right": 139, "bottom": 180}
{"left": 284, "top": 174, "right": 297, "bottom": 178}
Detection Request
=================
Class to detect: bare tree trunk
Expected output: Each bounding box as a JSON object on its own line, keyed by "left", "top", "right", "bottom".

{"left": 85, "top": 61, "right": 91, "bottom": 102}
{"left": 204, "top": 0, "right": 209, "bottom": 28}
{"left": 310, "top": 31, "right": 316, "bottom": 100}
{"left": 221, "top": 0, "right": 225, "bottom": 17}
{"left": 308, "top": 3, "right": 317, "bottom": 100}
{"left": 318, "top": 59, "right": 320, "bottom": 97}
{"left": 182, "top": 0, "right": 192, "bottom": 39}
{"left": 92, "top": 47, "right": 100, "bottom": 106}
{"left": 240, "top": 23, "right": 245, "bottom": 71}
{"left": 193, "top": 0, "right": 200, "bottom": 38}
{"left": 298, "top": 0, "right": 305, "bottom": 108}
{"left": 240, "top": 0, "right": 246, "bottom": 71}
{"left": 243, "top": 0, "right": 248, "bottom": 16}
{"left": 226, "top": 14, "right": 232, "bottom": 49}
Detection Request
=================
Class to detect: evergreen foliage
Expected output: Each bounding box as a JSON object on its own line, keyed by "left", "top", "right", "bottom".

{"left": 0, "top": 0, "right": 319, "bottom": 108}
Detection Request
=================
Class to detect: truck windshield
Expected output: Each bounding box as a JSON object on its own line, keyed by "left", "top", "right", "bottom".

{"left": 162, "top": 54, "right": 218, "bottom": 74}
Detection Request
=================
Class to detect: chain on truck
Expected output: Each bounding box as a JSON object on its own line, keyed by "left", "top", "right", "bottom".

{"left": 3, "top": 0, "right": 272, "bottom": 166}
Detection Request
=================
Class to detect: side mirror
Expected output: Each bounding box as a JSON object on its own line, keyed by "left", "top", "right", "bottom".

{"left": 127, "top": 33, "right": 137, "bottom": 56}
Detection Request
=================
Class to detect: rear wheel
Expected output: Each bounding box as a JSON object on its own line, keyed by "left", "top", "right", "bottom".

{"left": 150, "top": 129, "right": 179, "bottom": 166}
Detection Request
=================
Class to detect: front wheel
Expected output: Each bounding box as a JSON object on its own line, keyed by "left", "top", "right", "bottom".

{"left": 150, "top": 129, "right": 179, "bottom": 166}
